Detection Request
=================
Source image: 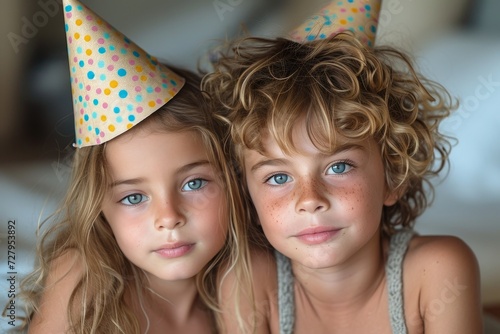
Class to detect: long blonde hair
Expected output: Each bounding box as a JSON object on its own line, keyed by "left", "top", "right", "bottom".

{"left": 17, "top": 67, "right": 252, "bottom": 333}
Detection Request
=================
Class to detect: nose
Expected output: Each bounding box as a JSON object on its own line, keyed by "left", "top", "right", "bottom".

{"left": 154, "top": 197, "right": 186, "bottom": 230}
{"left": 295, "top": 177, "right": 330, "bottom": 214}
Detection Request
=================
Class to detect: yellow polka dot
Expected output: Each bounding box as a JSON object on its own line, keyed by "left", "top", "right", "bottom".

{"left": 79, "top": 118, "right": 83, "bottom": 125}
{"left": 148, "top": 101, "right": 156, "bottom": 108}
{"left": 85, "top": 137, "right": 90, "bottom": 142}
{"left": 84, "top": 35, "right": 91, "bottom": 42}
{"left": 351, "top": 8, "right": 358, "bottom": 13}
{"left": 74, "top": 32, "right": 80, "bottom": 39}
{"left": 97, "top": 19, "right": 103, "bottom": 25}
{"left": 101, "top": 115, "right": 107, "bottom": 121}
{"left": 86, "top": 49, "right": 92, "bottom": 56}
{"left": 148, "top": 64, "right": 156, "bottom": 70}
{"left": 140, "top": 75, "right": 147, "bottom": 82}
{"left": 340, "top": 19, "right": 347, "bottom": 25}
{"left": 126, "top": 123, "right": 133, "bottom": 129}
{"left": 110, "top": 80, "right": 118, "bottom": 88}
{"left": 104, "top": 88, "right": 111, "bottom": 95}
{"left": 76, "top": 19, "right": 83, "bottom": 26}
{"left": 135, "top": 65, "right": 143, "bottom": 73}
{"left": 108, "top": 124, "right": 116, "bottom": 132}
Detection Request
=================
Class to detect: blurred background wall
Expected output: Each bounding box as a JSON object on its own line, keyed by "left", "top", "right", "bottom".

{"left": 0, "top": 0, "right": 499, "bottom": 331}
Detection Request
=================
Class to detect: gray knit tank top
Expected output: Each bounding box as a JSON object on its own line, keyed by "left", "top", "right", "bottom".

{"left": 275, "top": 229, "right": 414, "bottom": 334}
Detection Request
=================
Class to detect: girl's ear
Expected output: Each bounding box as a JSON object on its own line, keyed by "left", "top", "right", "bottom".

{"left": 383, "top": 184, "right": 404, "bottom": 206}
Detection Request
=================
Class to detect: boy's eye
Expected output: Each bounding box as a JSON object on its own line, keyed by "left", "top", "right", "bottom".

{"left": 182, "top": 178, "right": 208, "bottom": 191}
{"left": 120, "top": 194, "right": 148, "bottom": 205}
{"left": 266, "top": 174, "right": 291, "bottom": 185}
{"left": 327, "top": 162, "right": 351, "bottom": 175}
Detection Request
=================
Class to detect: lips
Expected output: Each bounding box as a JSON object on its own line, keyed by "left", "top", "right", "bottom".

{"left": 154, "top": 243, "right": 194, "bottom": 258}
{"left": 294, "top": 226, "right": 341, "bottom": 245}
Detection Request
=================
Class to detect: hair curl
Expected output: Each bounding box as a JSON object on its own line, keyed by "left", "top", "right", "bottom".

{"left": 203, "top": 33, "right": 455, "bottom": 237}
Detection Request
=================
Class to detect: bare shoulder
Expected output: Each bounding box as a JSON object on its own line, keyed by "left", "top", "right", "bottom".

{"left": 218, "top": 246, "right": 278, "bottom": 334}
{"left": 404, "top": 234, "right": 482, "bottom": 333}
{"left": 29, "top": 249, "right": 84, "bottom": 333}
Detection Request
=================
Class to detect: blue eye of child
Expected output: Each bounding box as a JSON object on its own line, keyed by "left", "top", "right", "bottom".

{"left": 328, "top": 162, "right": 350, "bottom": 174}
{"left": 121, "top": 194, "right": 147, "bottom": 205}
{"left": 182, "top": 179, "right": 207, "bottom": 191}
{"left": 267, "top": 174, "right": 290, "bottom": 185}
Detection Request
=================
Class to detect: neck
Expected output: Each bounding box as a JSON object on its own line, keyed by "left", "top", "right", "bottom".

{"left": 292, "top": 232, "right": 387, "bottom": 311}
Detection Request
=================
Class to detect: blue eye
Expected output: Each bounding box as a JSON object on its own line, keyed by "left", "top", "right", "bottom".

{"left": 327, "top": 162, "right": 351, "bottom": 175}
{"left": 182, "top": 178, "right": 207, "bottom": 191}
{"left": 267, "top": 174, "right": 290, "bottom": 185}
{"left": 120, "top": 194, "right": 147, "bottom": 205}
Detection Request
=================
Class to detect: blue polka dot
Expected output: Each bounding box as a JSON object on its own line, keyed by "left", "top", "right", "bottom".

{"left": 87, "top": 71, "right": 95, "bottom": 80}
{"left": 100, "top": 74, "right": 106, "bottom": 81}
{"left": 109, "top": 45, "right": 115, "bottom": 51}
{"left": 79, "top": 60, "right": 85, "bottom": 68}
{"left": 65, "top": 24, "right": 69, "bottom": 32}
{"left": 124, "top": 37, "right": 131, "bottom": 44}
{"left": 78, "top": 83, "right": 83, "bottom": 90}
{"left": 77, "top": 139, "right": 82, "bottom": 146}
{"left": 118, "top": 69, "right": 127, "bottom": 77}
{"left": 98, "top": 47, "right": 106, "bottom": 54}
{"left": 347, "top": 16, "right": 354, "bottom": 22}
{"left": 87, "top": 125, "right": 92, "bottom": 131}
{"left": 365, "top": 5, "right": 371, "bottom": 11}
{"left": 162, "top": 83, "right": 168, "bottom": 89}
{"left": 120, "top": 48, "right": 127, "bottom": 55}
{"left": 116, "top": 116, "right": 123, "bottom": 123}
{"left": 359, "top": 25, "right": 365, "bottom": 31}
{"left": 146, "top": 86, "right": 154, "bottom": 94}
{"left": 84, "top": 114, "right": 89, "bottom": 121}
{"left": 307, "top": 35, "right": 316, "bottom": 41}
{"left": 128, "top": 115, "right": 135, "bottom": 122}
{"left": 72, "top": 67, "right": 76, "bottom": 73}
{"left": 348, "top": 0, "right": 353, "bottom": 3}
{"left": 127, "top": 104, "right": 133, "bottom": 111}
{"left": 95, "top": 128, "right": 100, "bottom": 135}
{"left": 136, "top": 95, "right": 143, "bottom": 102}
{"left": 119, "top": 90, "right": 128, "bottom": 98}
{"left": 98, "top": 60, "right": 105, "bottom": 68}
{"left": 170, "top": 79, "right": 177, "bottom": 86}
{"left": 113, "top": 107, "right": 120, "bottom": 114}
{"left": 133, "top": 51, "right": 140, "bottom": 58}
{"left": 78, "top": 96, "right": 83, "bottom": 102}
{"left": 92, "top": 112, "right": 98, "bottom": 119}
{"left": 77, "top": 47, "right": 83, "bottom": 54}
{"left": 65, "top": 5, "right": 72, "bottom": 12}
{"left": 83, "top": 102, "right": 88, "bottom": 108}
{"left": 104, "top": 32, "right": 110, "bottom": 39}
{"left": 93, "top": 99, "right": 99, "bottom": 106}
{"left": 370, "top": 25, "right": 376, "bottom": 33}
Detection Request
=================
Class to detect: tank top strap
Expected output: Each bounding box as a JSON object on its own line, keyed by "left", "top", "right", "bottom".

{"left": 275, "top": 249, "right": 295, "bottom": 334}
{"left": 386, "top": 229, "right": 415, "bottom": 334}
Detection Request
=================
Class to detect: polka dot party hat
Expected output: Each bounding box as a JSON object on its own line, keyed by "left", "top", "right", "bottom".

{"left": 62, "top": 0, "right": 185, "bottom": 147}
{"left": 289, "top": 0, "right": 381, "bottom": 47}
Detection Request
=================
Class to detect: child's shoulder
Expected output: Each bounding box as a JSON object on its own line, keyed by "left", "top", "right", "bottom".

{"left": 402, "top": 234, "right": 482, "bottom": 332}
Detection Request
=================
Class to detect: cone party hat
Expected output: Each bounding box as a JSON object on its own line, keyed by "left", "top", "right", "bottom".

{"left": 62, "top": 0, "right": 185, "bottom": 147}
{"left": 289, "top": 0, "right": 382, "bottom": 47}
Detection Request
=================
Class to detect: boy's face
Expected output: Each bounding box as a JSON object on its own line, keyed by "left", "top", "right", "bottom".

{"left": 244, "top": 118, "right": 398, "bottom": 270}
{"left": 101, "top": 130, "right": 228, "bottom": 284}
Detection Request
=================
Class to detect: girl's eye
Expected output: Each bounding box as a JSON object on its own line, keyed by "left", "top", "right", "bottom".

{"left": 182, "top": 178, "right": 208, "bottom": 191}
{"left": 327, "top": 162, "right": 352, "bottom": 175}
{"left": 120, "top": 194, "right": 148, "bottom": 206}
{"left": 266, "top": 173, "right": 291, "bottom": 185}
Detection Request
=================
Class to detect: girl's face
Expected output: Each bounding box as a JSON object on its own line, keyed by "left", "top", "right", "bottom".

{"left": 101, "top": 129, "right": 228, "bottom": 282}
{"left": 244, "top": 118, "right": 398, "bottom": 270}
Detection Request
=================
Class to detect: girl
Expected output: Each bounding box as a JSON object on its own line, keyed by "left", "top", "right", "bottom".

{"left": 203, "top": 5, "right": 483, "bottom": 333}
{"left": 17, "top": 0, "right": 252, "bottom": 332}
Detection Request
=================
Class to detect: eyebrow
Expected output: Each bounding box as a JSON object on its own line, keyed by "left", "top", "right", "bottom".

{"left": 109, "top": 160, "right": 211, "bottom": 188}
{"left": 250, "top": 143, "right": 366, "bottom": 173}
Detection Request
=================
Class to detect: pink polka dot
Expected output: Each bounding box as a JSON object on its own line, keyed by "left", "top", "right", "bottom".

{"left": 100, "top": 132, "right": 105, "bottom": 138}
{"left": 135, "top": 86, "right": 141, "bottom": 92}
{"left": 107, "top": 65, "right": 114, "bottom": 71}
{"left": 359, "top": 7, "right": 366, "bottom": 12}
{"left": 124, "top": 44, "right": 129, "bottom": 48}
{"left": 88, "top": 59, "right": 94, "bottom": 65}
{"left": 102, "top": 102, "right": 108, "bottom": 108}
{"left": 68, "top": 36, "right": 73, "bottom": 44}
{"left": 79, "top": 129, "right": 83, "bottom": 134}
{"left": 137, "top": 106, "right": 144, "bottom": 113}
{"left": 85, "top": 95, "right": 90, "bottom": 101}
{"left": 129, "top": 60, "right": 136, "bottom": 65}
{"left": 75, "top": 78, "right": 79, "bottom": 83}
{"left": 156, "top": 98, "right": 162, "bottom": 104}
{"left": 132, "top": 75, "right": 139, "bottom": 81}
{"left": 86, "top": 15, "right": 93, "bottom": 21}
{"left": 340, "top": 8, "right": 346, "bottom": 12}
{"left": 149, "top": 72, "right": 155, "bottom": 78}
{"left": 112, "top": 55, "right": 119, "bottom": 62}
{"left": 86, "top": 85, "right": 91, "bottom": 91}
{"left": 92, "top": 26, "right": 98, "bottom": 32}
{"left": 98, "top": 38, "right": 105, "bottom": 44}
{"left": 155, "top": 87, "right": 161, "bottom": 93}
{"left": 96, "top": 138, "right": 101, "bottom": 144}
{"left": 96, "top": 88, "right": 102, "bottom": 94}
{"left": 66, "top": 12, "right": 72, "bottom": 19}
{"left": 74, "top": 57, "right": 78, "bottom": 63}
{"left": 80, "top": 108, "right": 84, "bottom": 115}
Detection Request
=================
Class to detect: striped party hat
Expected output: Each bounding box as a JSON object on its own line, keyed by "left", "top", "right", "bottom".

{"left": 62, "top": 0, "right": 185, "bottom": 147}
{"left": 289, "top": 0, "right": 382, "bottom": 47}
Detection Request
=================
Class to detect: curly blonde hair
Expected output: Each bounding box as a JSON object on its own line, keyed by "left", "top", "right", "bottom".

{"left": 203, "top": 32, "right": 455, "bottom": 237}
{"left": 15, "top": 67, "right": 252, "bottom": 333}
